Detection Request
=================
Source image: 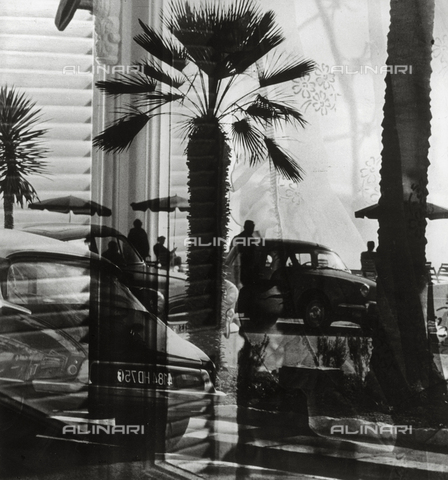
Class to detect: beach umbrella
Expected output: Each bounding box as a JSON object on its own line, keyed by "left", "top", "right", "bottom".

{"left": 131, "top": 194, "right": 189, "bottom": 247}
{"left": 131, "top": 194, "right": 189, "bottom": 213}
{"left": 29, "top": 195, "right": 112, "bottom": 221}
{"left": 355, "top": 202, "right": 448, "bottom": 220}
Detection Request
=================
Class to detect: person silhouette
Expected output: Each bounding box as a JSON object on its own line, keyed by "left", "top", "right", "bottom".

{"left": 360, "top": 241, "right": 377, "bottom": 279}
{"left": 231, "top": 220, "right": 255, "bottom": 248}
{"left": 102, "top": 240, "right": 125, "bottom": 268}
{"left": 153, "top": 236, "right": 177, "bottom": 269}
{"left": 231, "top": 220, "right": 257, "bottom": 285}
{"left": 128, "top": 219, "right": 150, "bottom": 260}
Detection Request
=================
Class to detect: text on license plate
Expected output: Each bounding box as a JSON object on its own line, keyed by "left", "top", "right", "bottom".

{"left": 116, "top": 369, "right": 173, "bottom": 387}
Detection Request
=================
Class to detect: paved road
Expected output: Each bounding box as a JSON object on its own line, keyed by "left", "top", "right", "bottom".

{"left": 3, "top": 402, "right": 447, "bottom": 480}
{"left": 1, "top": 318, "right": 445, "bottom": 480}
{"left": 165, "top": 404, "right": 448, "bottom": 479}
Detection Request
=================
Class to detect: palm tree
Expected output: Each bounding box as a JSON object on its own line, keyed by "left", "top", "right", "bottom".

{"left": 93, "top": 0, "right": 314, "bottom": 326}
{"left": 0, "top": 86, "right": 48, "bottom": 229}
{"left": 373, "top": 0, "right": 447, "bottom": 412}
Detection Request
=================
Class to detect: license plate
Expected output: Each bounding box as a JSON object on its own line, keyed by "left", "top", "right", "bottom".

{"left": 90, "top": 362, "right": 173, "bottom": 389}
{"left": 116, "top": 368, "right": 173, "bottom": 387}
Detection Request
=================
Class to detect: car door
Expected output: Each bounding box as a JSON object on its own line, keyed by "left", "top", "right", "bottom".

{"left": 0, "top": 256, "right": 90, "bottom": 430}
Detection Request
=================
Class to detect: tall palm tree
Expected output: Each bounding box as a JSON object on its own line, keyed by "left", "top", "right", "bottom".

{"left": 93, "top": 0, "right": 314, "bottom": 326}
{"left": 0, "top": 86, "right": 48, "bottom": 229}
{"left": 373, "top": 0, "right": 446, "bottom": 411}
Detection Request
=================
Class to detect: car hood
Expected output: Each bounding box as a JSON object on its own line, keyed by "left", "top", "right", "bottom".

{"left": 155, "top": 316, "right": 211, "bottom": 368}
{"left": 312, "top": 267, "right": 376, "bottom": 287}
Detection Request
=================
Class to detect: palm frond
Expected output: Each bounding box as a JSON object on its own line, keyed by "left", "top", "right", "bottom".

{"left": 168, "top": 1, "right": 284, "bottom": 79}
{"left": 259, "top": 57, "right": 315, "bottom": 87}
{"left": 138, "top": 92, "right": 184, "bottom": 106}
{"left": 93, "top": 112, "right": 150, "bottom": 153}
{"left": 231, "top": 118, "right": 265, "bottom": 161}
{"left": 223, "top": 11, "right": 284, "bottom": 76}
{"left": 138, "top": 60, "right": 186, "bottom": 89}
{"left": 0, "top": 176, "right": 39, "bottom": 207}
{"left": 0, "top": 86, "right": 48, "bottom": 169}
{"left": 96, "top": 74, "right": 157, "bottom": 96}
{"left": 0, "top": 157, "right": 48, "bottom": 178}
{"left": 264, "top": 137, "right": 304, "bottom": 182}
{"left": 131, "top": 91, "right": 187, "bottom": 116}
{"left": 135, "top": 19, "right": 187, "bottom": 72}
{"left": 246, "top": 94, "right": 307, "bottom": 127}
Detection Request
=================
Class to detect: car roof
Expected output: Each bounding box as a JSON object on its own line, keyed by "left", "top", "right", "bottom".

{"left": 0, "top": 229, "right": 97, "bottom": 260}
{"left": 261, "top": 238, "right": 332, "bottom": 251}
{"left": 229, "top": 238, "right": 333, "bottom": 252}
{"left": 20, "top": 223, "right": 124, "bottom": 242}
{"left": 226, "top": 238, "right": 335, "bottom": 265}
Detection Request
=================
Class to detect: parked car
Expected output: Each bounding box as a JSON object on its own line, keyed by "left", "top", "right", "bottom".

{"left": 226, "top": 239, "right": 377, "bottom": 329}
{"left": 20, "top": 223, "right": 186, "bottom": 318}
{"left": 0, "top": 229, "right": 222, "bottom": 447}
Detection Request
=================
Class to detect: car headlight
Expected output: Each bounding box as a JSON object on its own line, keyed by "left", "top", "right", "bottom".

{"left": 174, "top": 372, "right": 205, "bottom": 390}
{"left": 35, "top": 354, "right": 66, "bottom": 379}
{"left": 76, "top": 360, "right": 89, "bottom": 384}
{"left": 360, "top": 283, "right": 370, "bottom": 298}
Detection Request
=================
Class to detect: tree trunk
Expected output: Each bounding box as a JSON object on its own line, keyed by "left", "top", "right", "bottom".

{"left": 3, "top": 193, "right": 14, "bottom": 229}
{"left": 186, "top": 116, "right": 230, "bottom": 328}
{"left": 373, "top": 0, "right": 444, "bottom": 408}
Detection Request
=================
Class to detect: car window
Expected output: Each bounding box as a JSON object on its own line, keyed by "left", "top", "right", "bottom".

{"left": 5, "top": 259, "right": 147, "bottom": 312}
{"left": 315, "top": 251, "right": 349, "bottom": 271}
{"left": 6, "top": 261, "right": 90, "bottom": 306}
{"left": 259, "top": 250, "right": 285, "bottom": 279}
{"left": 94, "top": 235, "right": 142, "bottom": 266}
{"left": 117, "top": 237, "right": 142, "bottom": 264}
{"left": 286, "top": 252, "right": 312, "bottom": 266}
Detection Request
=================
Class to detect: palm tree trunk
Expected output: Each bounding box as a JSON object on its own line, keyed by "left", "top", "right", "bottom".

{"left": 186, "top": 116, "right": 230, "bottom": 328}
{"left": 372, "top": 0, "right": 444, "bottom": 408}
{"left": 3, "top": 193, "right": 14, "bottom": 229}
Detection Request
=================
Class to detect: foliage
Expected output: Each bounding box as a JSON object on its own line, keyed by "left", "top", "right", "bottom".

{"left": 93, "top": 0, "right": 314, "bottom": 180}
{"left": 237, "top": 335, "right": 272, "bottom": 403}
{"left": 93, "top": 0, "right": 314, "bottom": 326}
{"left": 0, "top": 86, "right": 47, "bottom": 229}
{"left": 347, "top": 336, "right": 373, "bottom": 381}
{"left": 317, "top": 335, "right": 348, "bottom": 369}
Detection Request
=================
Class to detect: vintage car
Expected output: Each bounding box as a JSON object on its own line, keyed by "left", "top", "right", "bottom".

{"left": 0, "top": 229, "right": 222, "bottom": 448}
{"left": 20, "top": 223, "right": 186, "bottom": 319}
{"left": 226, "top": 239, "right": 377, "bottom": 329}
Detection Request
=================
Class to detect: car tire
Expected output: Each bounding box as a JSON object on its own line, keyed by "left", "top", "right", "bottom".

{"left": 304, "top": 294, "right": 332, "bottom": 329}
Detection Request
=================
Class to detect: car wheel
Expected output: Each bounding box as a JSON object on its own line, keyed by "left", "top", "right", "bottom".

{"left": 304, "top": 294, "right": 332, "bottom": 329}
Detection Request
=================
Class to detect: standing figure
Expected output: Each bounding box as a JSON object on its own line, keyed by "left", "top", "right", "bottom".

{"left": 128, "top": 219, "right": 150, "bottom": 260}
{"left": 231, "top": 220, "right": 257, "bottom": 286}
{"left": 360, "top": 241, "right": 377, "bottom": 279}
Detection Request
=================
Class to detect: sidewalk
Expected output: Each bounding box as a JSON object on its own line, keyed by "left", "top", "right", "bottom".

{"left": 161, "top": 405, "right": 448, "bottom": 479}
{"left": 177, "top": 322, "right": 448, "bottom": 478}
{"left": 310, "top": 415, "right": 448, "bottom": 451}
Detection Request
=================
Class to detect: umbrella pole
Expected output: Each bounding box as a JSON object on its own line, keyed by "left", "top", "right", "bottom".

{"left": 165, "top": 206, "right": 170, "bottom": 322}
{"left": 173, "top": 208, "right": 177, "bottom": 248}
